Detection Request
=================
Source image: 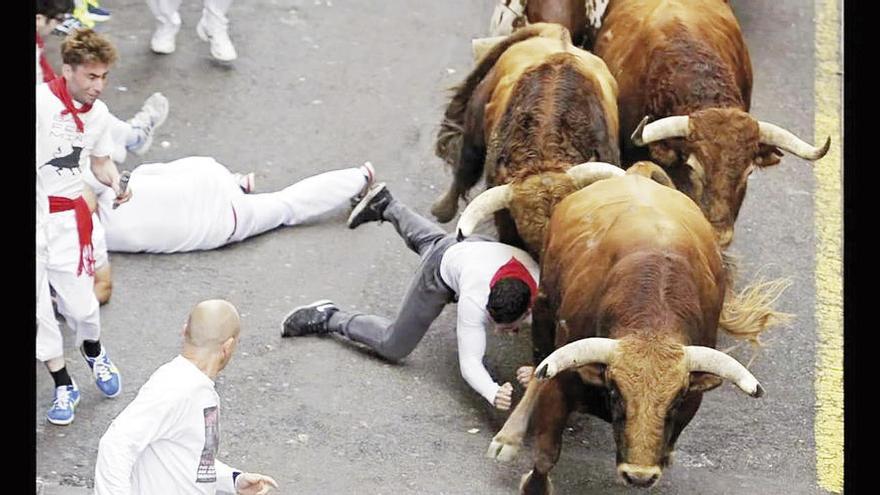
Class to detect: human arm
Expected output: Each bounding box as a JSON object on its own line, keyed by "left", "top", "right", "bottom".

{"left": 456, "top": 296, "right": 507, "bottom": 408}
{"left": 215, "top": 461, "right": 279, "bottom": 495}
{"left": 93, "top": 387, "right": 180, "bottom": 494}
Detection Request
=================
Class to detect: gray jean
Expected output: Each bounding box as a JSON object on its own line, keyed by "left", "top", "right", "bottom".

{"left": 328, "top": 200, "right": 488, "bottom": 361}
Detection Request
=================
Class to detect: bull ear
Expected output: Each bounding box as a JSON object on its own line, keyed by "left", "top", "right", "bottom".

{"left": 688, "top": 372, "right": 724, "bottom": 393}
{"left": 755, "top": 143, "right": 784, "bottom": 168}
{"left": 576, "top": 364, "right": 607, "bottom": 386}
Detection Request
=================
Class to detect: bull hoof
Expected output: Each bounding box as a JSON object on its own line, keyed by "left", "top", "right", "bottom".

{"left": 431, "top": 194, "right": 459, "bottom": 223}
{"left": 520, "top": 470, "right": 554, "bottom": 495}
{"left": 487, "top": 437, "right": 521, "bottom": 462}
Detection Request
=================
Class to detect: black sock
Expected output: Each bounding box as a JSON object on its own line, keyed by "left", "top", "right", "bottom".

{"left": 82, "top": 339, "right": 102, "bottom": 358}
{"left": 50, "top": 367, "right": 73, "bottom": 388}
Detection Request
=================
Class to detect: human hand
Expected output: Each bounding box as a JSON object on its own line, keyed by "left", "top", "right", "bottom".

{"left": 235, "top": 472, "right": 279, "bottom": 495}
{"left": 112, "top": 171, "right": 132, "bottom": 209}
{"left": 494, "top": 382, "right": 513, "bottom": 411}
{"left": 516, "top": 366, "right": 534, "bottom": 387}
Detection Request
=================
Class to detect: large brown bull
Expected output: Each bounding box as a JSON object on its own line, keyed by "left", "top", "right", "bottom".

{"left": 593, "top": 0, "right": 829, "bottom": 247}
{"left": 433, "top": 23, "right": 620, "bottom": 258}
{"left": 480, "top": 172, "right": 776, "bottom": 492}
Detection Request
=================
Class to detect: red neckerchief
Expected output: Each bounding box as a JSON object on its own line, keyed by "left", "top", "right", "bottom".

{"left": 48, "top": 76, "right": 92, "bottom": 133}
{"left": 490, "top": 257, "right": 538, "bottom": 304}
{"left": 35, "top": 33, "right": 57, "bottom": 83}
{"left": 48, "top": 196, "right": 95, "bottom": 276}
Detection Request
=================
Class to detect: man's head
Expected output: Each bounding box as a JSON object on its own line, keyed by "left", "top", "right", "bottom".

{"left": 36, "top": 0, "right": 73, "bottom": 37}
{"left": 60, "top": 28, "right": 117, "bottom": 105}
{"left": 183, "top": 300, "right": 242, "bottom": 376}
{"left": 487, "top": 277, "right": 532, "bottom": 332}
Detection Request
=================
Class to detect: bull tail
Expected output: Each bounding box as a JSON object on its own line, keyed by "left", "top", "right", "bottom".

{"left": 435, "top": 23, "right": 573, "bottom": 167}
{"left": 718, "top": 275, "right": 793, "bottom": 346}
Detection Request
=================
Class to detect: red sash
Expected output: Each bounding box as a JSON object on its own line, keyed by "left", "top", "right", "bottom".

{"left": 48, "top": 196, "right": 95, "bottom": 276}
{"left": 48, "top": 77, "right": 92, "bottom": 133}
{"left": 35, "top": 34, "right": 57, "bottom": 83}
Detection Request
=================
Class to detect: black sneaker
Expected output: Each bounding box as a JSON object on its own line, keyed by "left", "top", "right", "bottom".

{"left": 348, "top": 183, "right": 393, "bottom": 229}
{"left": 281, "top": 300, "right": 339, "bottom": 337}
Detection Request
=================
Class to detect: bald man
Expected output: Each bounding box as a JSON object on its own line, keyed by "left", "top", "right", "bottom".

{"left": 94, "top": 300, "right": 279, "bottom": 495}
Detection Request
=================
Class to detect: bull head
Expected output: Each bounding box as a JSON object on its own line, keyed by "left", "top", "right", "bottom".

{"left": 630, "top": 109, "right": 830, "bottom": 248}
{"left": 455, "top": 162, "right": 624, "bottom": 254}
{"left": 535, "top": 335, "right": 762, "bottom": 488}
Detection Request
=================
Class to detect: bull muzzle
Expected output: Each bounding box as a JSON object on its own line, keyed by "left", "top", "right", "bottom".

{"left": 618, "top": 464, "right": 662, "bottom": 488}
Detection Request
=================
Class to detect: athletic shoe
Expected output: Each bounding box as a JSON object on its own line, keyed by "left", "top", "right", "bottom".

{"left": 46, "top": 381, "right": 81, "bottom": 426}
{"left": 85, "top": 1, "right": 111, "bottom": 22}
{"left": 81, "top": 345, "right": 121, "bottom": 398}
{"left": 53, "top": 16, "right": 86, "bottom": 35}
{"left": 196, "top": 17, "right": 237, "bottom": 62}
{"left": 348, "top": 183, "right": 392, "bottom": 229}
{"left": 151, "top": 19, "right": 181, "bottom": 54}
{"left": 281, "top": 300, "right": 339, "bottom": 337}
{"left": 232, "top": 172, "right": 255, "bottom": 193}
{"left": 127, "top": 93, "right": 170, "bottom": 156}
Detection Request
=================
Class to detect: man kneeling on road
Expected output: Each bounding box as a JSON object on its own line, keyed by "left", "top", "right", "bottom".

{"left": 280, "top": 182, "right": 539, "bottom": 410}
{"left": 95, "top": 299, "right": 279, "bottom": 494}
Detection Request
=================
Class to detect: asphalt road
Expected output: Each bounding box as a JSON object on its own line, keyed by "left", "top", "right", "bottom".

{"left": 36, "top": 0, "right": 839, "bottom": 493}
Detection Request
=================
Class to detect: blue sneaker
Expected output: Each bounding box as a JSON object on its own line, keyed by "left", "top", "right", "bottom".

{"left": 82, "top": 346, "right": 121, "bottom": 398}
{"left": 86, "top": 1, "right": 112, "bottom": 22}
{"left": 46, "top": 381, "right": 81, "bottom": 426}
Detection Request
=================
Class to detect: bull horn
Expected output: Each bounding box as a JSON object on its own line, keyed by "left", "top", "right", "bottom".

{"left": 758, "top": 122, "right": 831, "bottom": 161}
{"left": 471, "top": 36, "right": 508, "bottom": 62}
{"left": 685, "top": 346, "right": 764, "bottom": 398}
{"left": 455, "top": 184, "right": 512, "bottom": 239}
{"left": 535, "top": 338, "right": 618, "bottom": 381}
{"left": 566, "top": 161, "right": 625, "bottom": 189}
{"left": 631, "top": 115, "right": 690, "bottom": 146}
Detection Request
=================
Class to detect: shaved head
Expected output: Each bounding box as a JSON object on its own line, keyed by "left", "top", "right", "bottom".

{"left": 184, "top": 299, "right": 241, "bottom": 351}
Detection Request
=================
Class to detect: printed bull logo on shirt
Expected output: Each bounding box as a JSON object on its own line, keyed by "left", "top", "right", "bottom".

{"left": 40, "top": 144, "right": 84, "bottom": 175}
{"left": 196, "top": 406, "right": 220, "bottom": 483}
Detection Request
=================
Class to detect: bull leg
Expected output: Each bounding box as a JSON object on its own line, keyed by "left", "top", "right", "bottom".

{"left": 487, "top": 377, "right": 546, "bottom": 462}
{"left": 520, "top": 377, "right": 574, "bottom": 495}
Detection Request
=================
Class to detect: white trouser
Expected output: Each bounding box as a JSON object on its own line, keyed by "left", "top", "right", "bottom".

{"left": 146, "top": 0, "right": 233, "bottom": 28}
{"left": 38, "top": 210, "right": 102, "bottom": 361}
{"left": 229, "top": 167, "right": 367, "bottom": 243}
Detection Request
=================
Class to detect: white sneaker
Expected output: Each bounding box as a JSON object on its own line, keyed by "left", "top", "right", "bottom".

{"left": 151, "top": 20, "right": 180, "bottom": 54}
{"left": 196, "top": 17, "right": 237, "bottom": 62}
{"left": 127, "top": 93, "right": 170, "bottom": 156}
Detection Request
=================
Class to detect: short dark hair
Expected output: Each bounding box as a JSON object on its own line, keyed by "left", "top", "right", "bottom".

{"left": 37, "top": 0, "right": 74, "bottom": 19}
{"left": 486, "top": 278, "right": 531, "bottom": 323}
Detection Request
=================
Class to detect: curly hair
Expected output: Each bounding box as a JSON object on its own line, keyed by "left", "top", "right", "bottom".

{"left": 61, "top": 28, "right": 118, "bottom": 67}
{"left": 486, "top": 278, "right": 531, "bottom": 324}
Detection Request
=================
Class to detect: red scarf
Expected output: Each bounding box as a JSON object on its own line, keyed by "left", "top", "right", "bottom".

{"left": 490, "top": 257, "right": 538, "bottom": 304}
{"left": 35, "top": 33, "right": 57, "bottom": 83}
{"left": 48, "top": 76, "right": 92, "bottom": 133}
{"left": 48, "top": 196, "right": 95, "bottom": 277}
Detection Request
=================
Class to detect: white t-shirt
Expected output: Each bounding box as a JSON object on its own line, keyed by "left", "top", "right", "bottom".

{"left": 36, "top": 82, "right": 114, "bottom": 199}
{"left": 439, "top": 241, "right": 540, "bottom": 404}
{"left": 95, "top": 355, "right": 240, "bottom": 495}
{"left": 82, "top": 157, "right": 238, "bottom": 253}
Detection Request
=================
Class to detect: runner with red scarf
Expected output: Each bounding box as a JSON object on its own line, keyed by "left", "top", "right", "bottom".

{"left": 36, "top": 28, "right": 131, "bottom": 426}
{"left": 281, "top": 184, "right": 539, "bottom": 411}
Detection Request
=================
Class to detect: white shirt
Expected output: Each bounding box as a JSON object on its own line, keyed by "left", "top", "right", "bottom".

{"left": 36, "top": 82, "right": 114, "bottom": 199}
{"left": 440, "top": 241, "right": 540, "bottom": 404}
{"left": 94, "top": 356, "right": 240, "bottom": 495}
{"left": 82, "top": 157, "right": 238, "bottom": 252}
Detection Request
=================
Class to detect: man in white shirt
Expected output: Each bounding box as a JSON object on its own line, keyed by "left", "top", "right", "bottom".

{"left": 36, "top": 28, "right": 131, "bottom": 425}
{"left": 80, "top": 157, "right": 375, "bottom": 303}
{"left": 281, "top": 183, "right": 539, "bottom": 410}
{"left": 95, "top": 300, "right": 279, "bottom": 495}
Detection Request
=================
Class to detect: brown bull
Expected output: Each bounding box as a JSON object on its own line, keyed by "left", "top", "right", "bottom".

{"left": 593, "top": 0, "right": 829, "bottom": 248}
{"left": 484, "top": 173, "right": 776, "bottom": 492}
{"left": 433, "top": 22, "right": 620, "bottom": 258}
